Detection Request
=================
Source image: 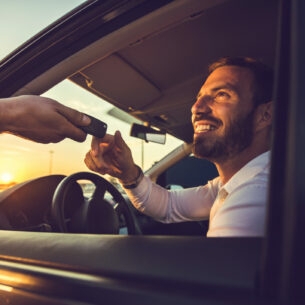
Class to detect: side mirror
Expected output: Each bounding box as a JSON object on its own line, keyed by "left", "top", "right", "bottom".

{"left": 130, "top": 123, "right": 166, "bottom": 144}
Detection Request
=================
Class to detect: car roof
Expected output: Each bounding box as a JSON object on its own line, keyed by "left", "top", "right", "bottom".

{"left": 69, "top": 0, "right": 279, "bottom": 143}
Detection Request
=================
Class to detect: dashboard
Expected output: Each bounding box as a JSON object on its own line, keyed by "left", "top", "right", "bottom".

{"left": 0, "top": 175, "right": 66, "bottom": 231}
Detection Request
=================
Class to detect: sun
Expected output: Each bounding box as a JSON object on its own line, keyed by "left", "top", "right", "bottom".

{"left": 0, "top": 172, "right": 14, "bottom": 184}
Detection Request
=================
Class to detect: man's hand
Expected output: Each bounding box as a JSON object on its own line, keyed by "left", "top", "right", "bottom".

{"left": 84, "top": 130, "right": 139, "bottom": 182}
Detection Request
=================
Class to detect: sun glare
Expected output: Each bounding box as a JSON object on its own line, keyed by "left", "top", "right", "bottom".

{"left": 0, "top": 172, "right": 14, "bottom": 184}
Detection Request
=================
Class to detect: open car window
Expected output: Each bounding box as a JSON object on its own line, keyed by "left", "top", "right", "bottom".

{"left": 0, "top": 0, "right": 305, "bottom": 304}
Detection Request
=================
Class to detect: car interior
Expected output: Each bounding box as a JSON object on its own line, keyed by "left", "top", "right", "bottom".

{"left": 0, "top": 0, "right": 304, "bottom": 304}
{"left": 1, "top": 0, "right": 280, "bottom": 236}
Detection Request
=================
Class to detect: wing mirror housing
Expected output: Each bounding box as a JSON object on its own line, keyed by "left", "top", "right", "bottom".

{"left": 130, "top": 123, "right": 166, "bottom": 144}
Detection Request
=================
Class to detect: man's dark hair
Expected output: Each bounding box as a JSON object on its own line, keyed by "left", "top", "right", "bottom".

{"left": 208, "top": 56, "right": 274, "bottom": 107}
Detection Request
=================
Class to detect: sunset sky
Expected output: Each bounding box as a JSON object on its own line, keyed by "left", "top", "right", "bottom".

{"left": 0, "top": 0, "right": 181, "bottom": 184}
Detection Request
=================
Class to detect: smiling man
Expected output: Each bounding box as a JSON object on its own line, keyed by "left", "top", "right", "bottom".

{"left": 85, "top": 56, "right": 274, "bottom": 237}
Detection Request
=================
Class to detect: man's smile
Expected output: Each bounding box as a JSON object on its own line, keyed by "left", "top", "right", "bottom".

{"left": 193, "top": 120, "right": 219, "bottom": 134}
{"left": 195, "top": 124, "right": 217, "bottom": 133}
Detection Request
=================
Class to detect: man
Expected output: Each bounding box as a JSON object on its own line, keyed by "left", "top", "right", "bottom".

{"left": 0, "top": 95, "right": 91, "bottom": 143}
{"left": 84, "top": 56, "right": 273, "bottom": 237}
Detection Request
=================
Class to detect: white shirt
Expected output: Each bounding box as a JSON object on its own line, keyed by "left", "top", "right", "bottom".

{"left": 124, "top": 151, "right": 270, "bottom": 237}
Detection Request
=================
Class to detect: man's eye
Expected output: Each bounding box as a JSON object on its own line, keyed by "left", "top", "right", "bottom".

{"left": 215, "top": 91, "right": 230, "bottom": 100}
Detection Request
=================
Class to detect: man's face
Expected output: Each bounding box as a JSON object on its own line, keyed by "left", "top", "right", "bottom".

{"left": 191, "top": 65, "right": 256, "bottom": 162}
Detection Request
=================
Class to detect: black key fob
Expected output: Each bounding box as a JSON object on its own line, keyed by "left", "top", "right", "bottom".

{"left": 80, "top": 115, "right": 107, "bottom": 138}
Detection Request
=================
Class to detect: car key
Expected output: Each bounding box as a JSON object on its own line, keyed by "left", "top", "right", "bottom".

{"left": 80, "top": 114, "right": 107, "bottom": 138}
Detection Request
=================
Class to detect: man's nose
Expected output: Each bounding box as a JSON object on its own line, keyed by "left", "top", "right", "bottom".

{"left": 191, "top": 95, "right": 212, "bottom": 114}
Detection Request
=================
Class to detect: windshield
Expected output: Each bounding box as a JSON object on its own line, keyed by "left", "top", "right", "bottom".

{"left": 0, "top": 79, "right": 182, "bottom": 188}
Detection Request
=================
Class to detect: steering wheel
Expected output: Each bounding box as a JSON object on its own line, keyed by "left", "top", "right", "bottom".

{"left": 51, "top": 172, "right": 137, "bottom": 234}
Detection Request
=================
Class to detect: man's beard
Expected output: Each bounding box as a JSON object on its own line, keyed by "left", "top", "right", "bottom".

{"left": 192, "top": 110, "right": 255, "bottom": 162}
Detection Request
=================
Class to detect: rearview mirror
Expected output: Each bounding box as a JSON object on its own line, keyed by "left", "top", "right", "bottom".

{"left": 130, "top": 123, "right": 166, "bottom": 144}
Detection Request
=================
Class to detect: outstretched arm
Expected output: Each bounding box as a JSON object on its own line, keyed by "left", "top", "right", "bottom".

{"left": 84, "top": 130, "right": 213, "bottom": 223}
{"left": 0, "top": 95, "right": 91, "bottom": 143}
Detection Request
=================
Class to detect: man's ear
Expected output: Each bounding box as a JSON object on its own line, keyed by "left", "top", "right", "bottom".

{"left": 254, "top": 101, "right": 273, "bottom": 131}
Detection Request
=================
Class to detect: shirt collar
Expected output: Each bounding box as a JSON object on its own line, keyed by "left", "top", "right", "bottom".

{"left": 221, "top": 150, "right": 271, "bottom": 194}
